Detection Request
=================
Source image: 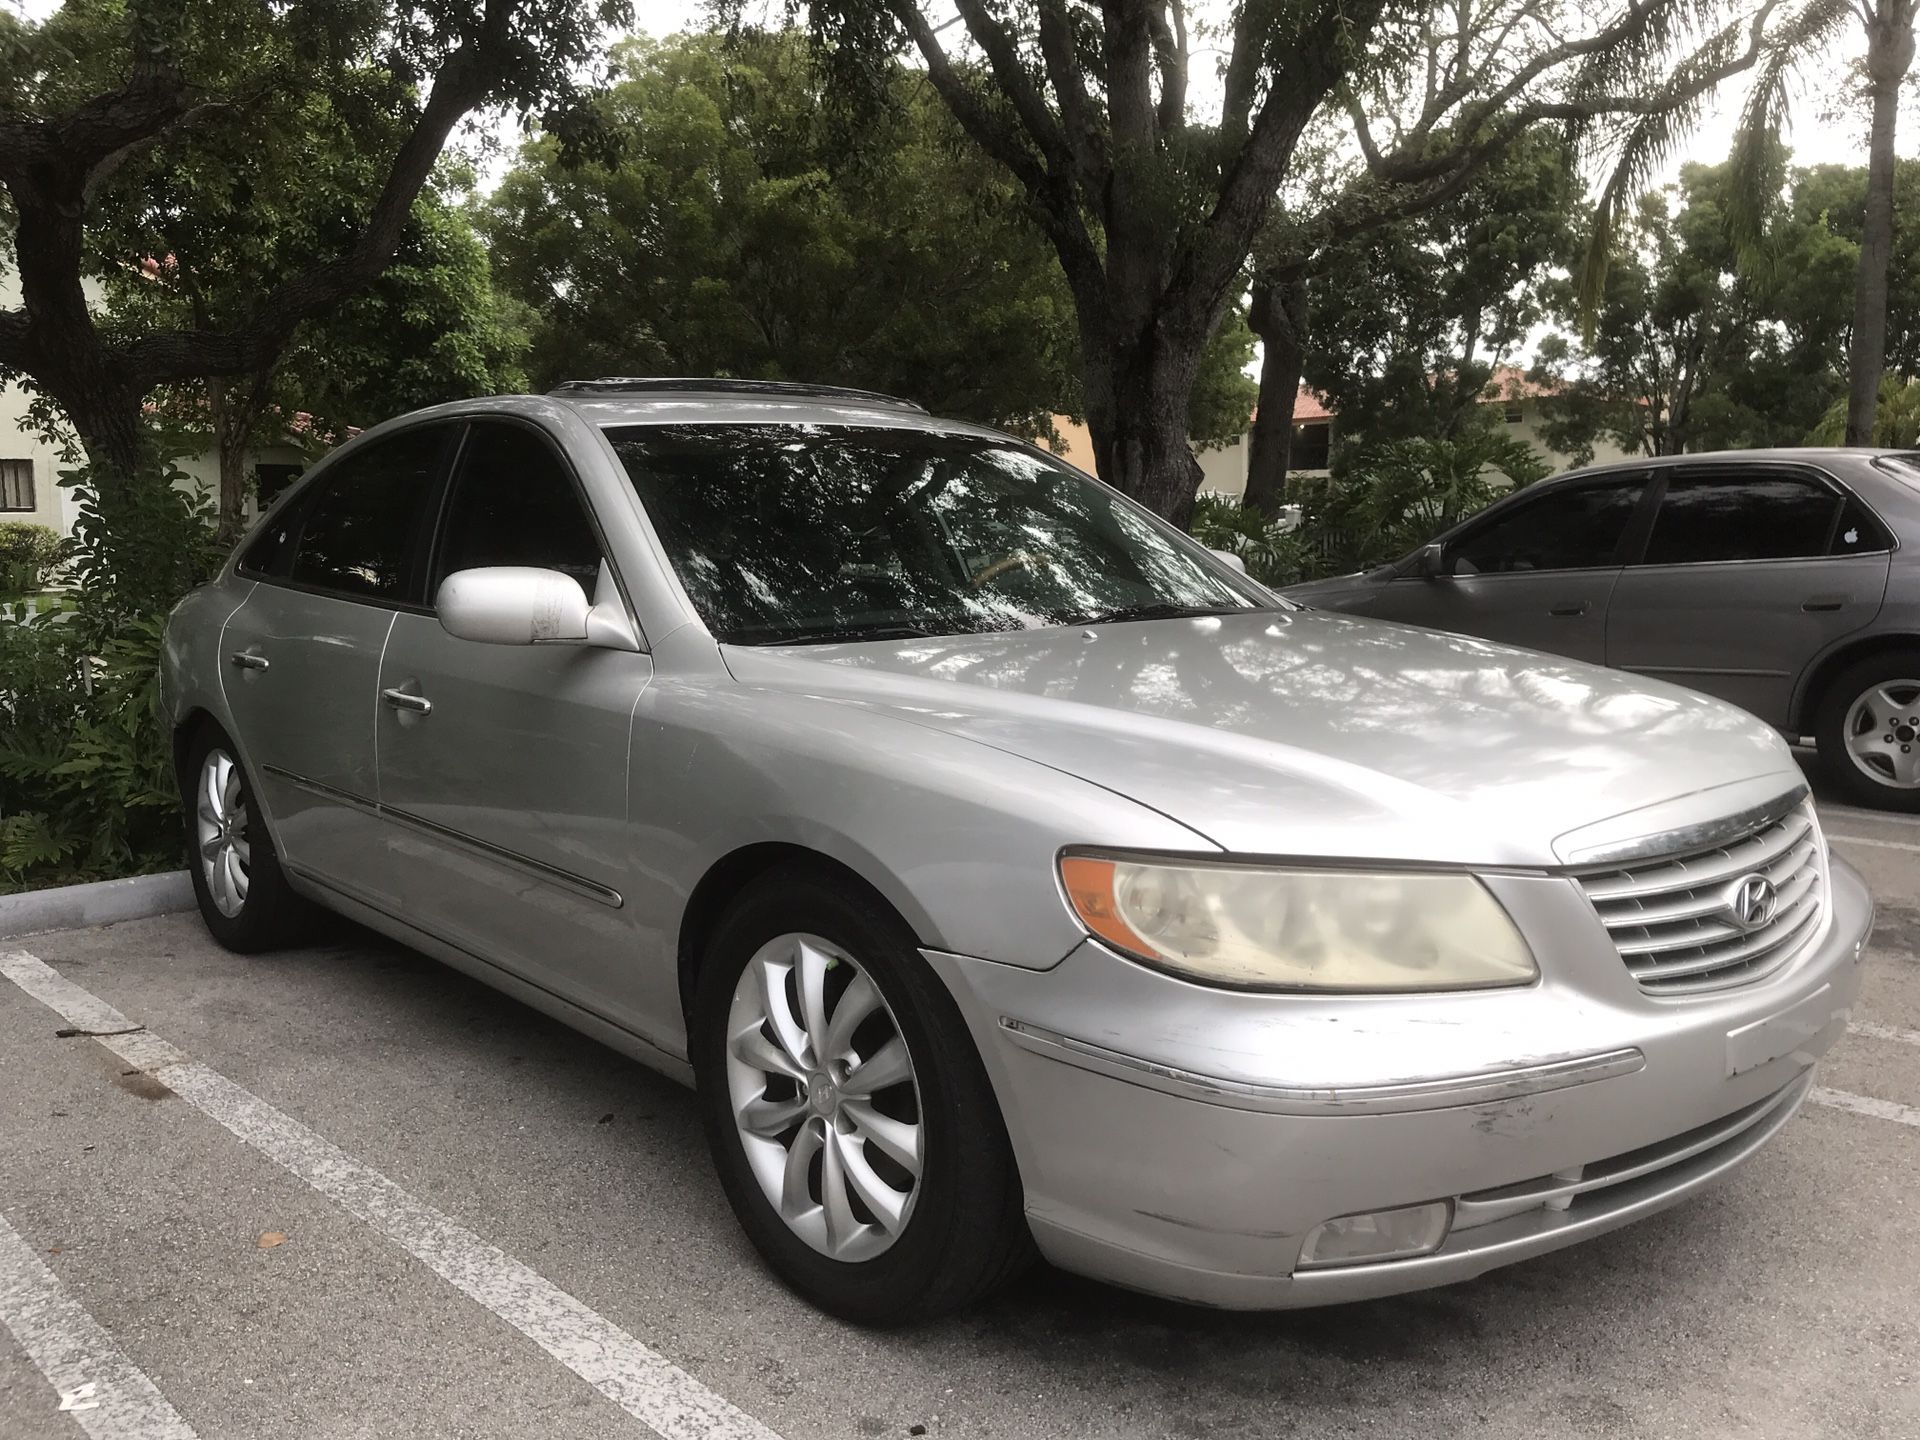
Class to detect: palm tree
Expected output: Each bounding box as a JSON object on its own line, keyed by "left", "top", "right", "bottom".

{"left": 1739, "top": 0, "right": 1915, "bottom": 444}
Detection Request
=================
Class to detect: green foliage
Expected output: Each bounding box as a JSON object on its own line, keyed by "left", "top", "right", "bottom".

{"left": 1188, "top": 310, "right": 1262, "bottom": 452}
{"left": 1191, "top": 430, "right": 1541, "bottom": 584}
{"left": 484, "top": 31, "right": 1078, "bottom": 436}
{"left": 0, "top": 522, "right": 62, "bottom": 596}
{"left": 1535, "top": 159, "right": 1860, "bottom": 460}
{"left": 1188, "top": 495, "right": 1315, "bottom": 588}
{"left": 1809, "top": 375, "right": 1920, "bottom": 446}
{"left": 1302, "top": 131, "right": 1578, "bottom": 446}
{"left": 0, "top": 458, "right": 223, "bottom": 892}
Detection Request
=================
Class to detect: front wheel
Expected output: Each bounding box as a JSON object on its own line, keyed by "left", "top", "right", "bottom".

{"left": 692, "top": 864, "right": 1032, "bottom": 1324}
{"left": 181, "top": 725, "right": 308, "bottom": 950}
{"left": 1814, "top": 652, "right": 1920, "bottom": 812}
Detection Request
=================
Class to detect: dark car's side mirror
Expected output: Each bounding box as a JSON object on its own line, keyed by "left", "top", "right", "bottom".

{"left": 1412, "top": 542, "right": 1450, "bottom": 579}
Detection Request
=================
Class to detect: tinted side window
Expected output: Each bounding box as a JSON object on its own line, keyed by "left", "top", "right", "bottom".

{"left": 1450, "top": 481, "right": 1646, "bottom": 575}
{"left": 1640, "top": 474, "right": 1840, "bottom": 565}
{"left": 433, "top": 421, "right": 603, "bottom": 592}
{"left": 238, "top": 491, "right": 309, "bottom": 578}
{"left": 289, "top": 427, "right": 449, "bottom": 601}
{"left": 1831, "top": 495, "right": 1894, "bottom": 555}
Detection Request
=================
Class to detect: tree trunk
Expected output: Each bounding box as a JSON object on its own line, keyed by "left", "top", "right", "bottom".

{"left": 1245, "top": 273, "right": 1308, "bottom": 516}
{"left": 1082, "top": 326, "right": 1205, "bottom": 527}
{"left": 60, "top": 382, "right": 149, "bottom": 484}
{"left": 1848, "top": 12, "right": 1914, "bottom": 445}
{"left": 207, "top": 370, "right": 275, "bottom": 540}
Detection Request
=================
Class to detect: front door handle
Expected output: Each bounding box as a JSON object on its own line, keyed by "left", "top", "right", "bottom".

{"left": 1548, "top": 601, "right": 1591, "bottom": 617}
{"left": 1802, "top": 596, "right": 1846, "bottom": 612}
{"left": 229, "top": 651, "right": 269, "bottom": 670}
{"left": 382, "top": 687, "right": 432, "bottom": 715}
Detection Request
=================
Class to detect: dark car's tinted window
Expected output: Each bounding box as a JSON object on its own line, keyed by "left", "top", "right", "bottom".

{"left": 1449, "top": 480, "right": 1646, "bottom": 574}
{"left": 606, "top": 424, "right": 1253, "bottom": 644}
{"left": 288, "top": 426, "right": 449, "bottom": 601}
{"left": 433, "top": 421, "right": 603, "bottom": 594}
{"left": 1640, "top": 473, "right": 1841, "bottom": 566}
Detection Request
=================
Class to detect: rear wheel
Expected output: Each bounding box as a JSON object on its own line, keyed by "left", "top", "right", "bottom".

{"left": 181, "top": 724, "right": 308, "bottom": 950}
{"left": 692, "top": 864, "right": 1031, "bottom": 1324}
{"left": 1815, "top": 652, "right": 1920, "bottom": 812}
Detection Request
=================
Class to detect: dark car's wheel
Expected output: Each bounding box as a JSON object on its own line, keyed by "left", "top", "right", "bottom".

{"left": 181, "top": 724, "right": 308, "bottom": 951}
{"left": 1815, "top": 652, "right": 1920, "bottom": 812}
{"left": 692, "top": 863, "right": 1032, "bottom": 1324}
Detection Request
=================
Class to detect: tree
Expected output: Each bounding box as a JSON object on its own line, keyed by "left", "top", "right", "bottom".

{"left": 771, "top": 0, "right": 1788, "bottom": 523}
{"left": 98, "top": 148, "right": 528, "bottom": 533}
{"left": 1536, "top": 159, "right": 1862, "bottom": 460}
{"left": 0, "top": 0, "right": 623, "bottom": 494}
{"left": 1261, "top": 128, "right": 1577, "bottom": 501}
{"left": 1721, "top": 0, "right": 1918, "bottom": 443}
{"left": 485, "top": 31, "right": 1078, "bottom": 436}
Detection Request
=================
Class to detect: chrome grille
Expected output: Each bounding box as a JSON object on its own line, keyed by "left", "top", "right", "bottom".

{"left": 1576, "top": 804, "right": 1826, "bottom": 995}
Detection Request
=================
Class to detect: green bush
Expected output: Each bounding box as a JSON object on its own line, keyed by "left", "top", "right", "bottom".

{"left": 0, "top": 457, "right": 224, "bottom": 892}
{"left": 1191, "top": 429, "right": 1548, "bottom": 587}
{"left": 0, "top": 520, "right": 63, "bottom": 597}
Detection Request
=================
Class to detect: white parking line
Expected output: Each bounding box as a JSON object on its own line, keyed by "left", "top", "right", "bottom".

{"left": 1818, "top": 804, "right": 1920, "bottom": 830}
{"left": 1851, "top": 1020, "right": 1920, "bottom": 1048}
{"left": 0, "top": 1208, "right": 201, "bottom": 1440}
{"left": 1810, "top": 1087, "right": 1920, "bottom": 1129}
{"left": 1826, "top": 832, "right": 1920, "bottom": 854}
{"left": 0, "top": 950, "right": 785, "bottom": 1440}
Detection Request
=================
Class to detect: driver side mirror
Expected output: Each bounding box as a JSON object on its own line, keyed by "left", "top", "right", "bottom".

{"left": 1208, "top": 548, "right": 1248, "bottom": 575}
{"left": 436, "top": 564, "right": 643, "bottom": 652}
{"left": 1412, "top": 542, "right": 1450, "bottom": 580}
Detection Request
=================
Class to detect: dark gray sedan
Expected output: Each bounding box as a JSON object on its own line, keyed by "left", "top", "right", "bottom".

{"left": 1286, "top": 449, "right": 1920, "bottom": 810}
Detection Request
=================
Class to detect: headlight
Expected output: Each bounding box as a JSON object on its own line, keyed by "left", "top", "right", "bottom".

{"left": 1058, "top": 854, "right": 1537, "bottom": 992}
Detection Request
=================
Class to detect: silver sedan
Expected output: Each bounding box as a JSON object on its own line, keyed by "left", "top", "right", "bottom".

{"left": 161, "top": 379, "right": 1873, "bottom": 1322}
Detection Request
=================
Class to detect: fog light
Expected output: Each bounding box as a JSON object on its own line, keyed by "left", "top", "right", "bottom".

{"left": 1297, "top": 1201, "right": 1452, "bottom": 1270}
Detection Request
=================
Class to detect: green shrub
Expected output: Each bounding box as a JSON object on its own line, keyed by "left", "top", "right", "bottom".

{"left": 1189, "top": 493, "right": 1316, "bottom": 588}
{"left": 0, "top": 457, "right": 224, "bottom": 892}
{"left": 0, "top": 520, "right": 63, "bottom": 596}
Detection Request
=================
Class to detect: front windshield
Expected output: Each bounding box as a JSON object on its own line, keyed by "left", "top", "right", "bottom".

{"left": 606, "top": 423, "right": 1260, "bottom": 645}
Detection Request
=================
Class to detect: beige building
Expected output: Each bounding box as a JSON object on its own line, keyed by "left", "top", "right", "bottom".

{"left": 1049, "top": 366, "right": 1634, "bottom": 498}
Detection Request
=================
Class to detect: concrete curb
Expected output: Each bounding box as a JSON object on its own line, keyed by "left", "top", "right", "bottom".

{"left": 0, "top": 870, "right": 194, "bottom": 939}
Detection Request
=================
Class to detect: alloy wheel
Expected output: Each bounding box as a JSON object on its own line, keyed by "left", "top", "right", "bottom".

{"left": 195, "top": 748, "right": 252, "bottom": 918}
{"left": 1844, "top": 680, "right": 1920, "bottom": 791}
{"left": 723, "top": 932, "right": 924, "bottom": 1262}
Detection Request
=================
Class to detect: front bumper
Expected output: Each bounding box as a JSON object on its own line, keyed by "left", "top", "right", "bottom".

{"left": 924, "top": 857, "right": 1874, "bottom": 1309}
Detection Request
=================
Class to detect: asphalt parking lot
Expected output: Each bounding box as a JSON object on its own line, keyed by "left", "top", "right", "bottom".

{"left": 2, "top": 792, "right": 1917, "bottom": 1440}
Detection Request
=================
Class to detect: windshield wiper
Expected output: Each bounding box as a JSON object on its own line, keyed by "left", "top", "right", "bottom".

{"left": 1075, "top": 602, "right": 1252, "bottom": 626}
{"left": 758, "top": 622, "right": 948, "bottom": 646}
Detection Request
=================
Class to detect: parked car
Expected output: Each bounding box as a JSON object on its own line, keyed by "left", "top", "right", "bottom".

{"left": 162, "top": 382, "right": 1872, "bottom": 1322}
{"left": 1286, "top": 449, "right": 1920, "bottom": 810}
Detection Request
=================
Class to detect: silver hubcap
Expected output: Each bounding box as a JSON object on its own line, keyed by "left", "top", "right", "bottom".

{"left": 195, "top": 749, "right": 252, "bottom": 918}
{"left": 724, "top": 932, "right": 924, "bottom": 1261}
{"left": 1844, "top": 680, "right": 1920, "bottom": 790}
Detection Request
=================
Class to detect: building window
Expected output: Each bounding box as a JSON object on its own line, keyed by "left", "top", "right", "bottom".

{"left": 0, "top": 459, "right": 32, "bottom": 512}
{"left": 1504, "top": 405, "right": 1525, "bottom": 425}
{"left": 1292, "top": 422, "right": 1332, "bottom": 471}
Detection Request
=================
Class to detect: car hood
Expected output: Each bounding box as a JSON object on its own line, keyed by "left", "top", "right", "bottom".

{"left": 720, "top": 610, "right": 1804, "bottom": 866}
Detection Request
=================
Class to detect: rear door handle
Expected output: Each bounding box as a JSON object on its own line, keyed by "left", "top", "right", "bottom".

{"left": 229, "top": 651, "right": 269, "bottom": 670}
{"left": 1548, "top": 602, "right": 1590, "bottom": 617}
{"left": 382, "top": 687, "right": 432, "bottom": 715}
{"left": 1802, "top": 596, "right": 1846, "bottom": 612}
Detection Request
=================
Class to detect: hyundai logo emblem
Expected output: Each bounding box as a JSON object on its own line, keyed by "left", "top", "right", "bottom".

{"left": 1726, "top": 874, "right": 1779, "bottom": 931}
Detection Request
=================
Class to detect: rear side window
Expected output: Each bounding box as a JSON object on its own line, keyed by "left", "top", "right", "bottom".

{"left": 238, "top": 492, "right": 308, "bottom": 578}
{"left": 432, "top": 420, "right": 604, "bottom": 593}
{"left": 288, "top": 426, "right": 450, "bottom": 601}
{"left": 1640, "top": 473, "right": 1840, "bottom": 566}
{"left": 1832, "top": 496, "right": 1894, "bottom": 555}
{"left": 1450, "top": 480, "right": 1645, "bottom": 574}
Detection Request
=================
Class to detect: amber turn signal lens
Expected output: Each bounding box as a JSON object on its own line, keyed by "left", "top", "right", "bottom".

{"left": 1060, "top": 855, "right": 1153, "bottom": 957}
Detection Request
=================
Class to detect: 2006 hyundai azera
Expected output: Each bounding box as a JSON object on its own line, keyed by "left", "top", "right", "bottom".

{"left": 162, "top": 378, "right": 1872, "bottom": 1323}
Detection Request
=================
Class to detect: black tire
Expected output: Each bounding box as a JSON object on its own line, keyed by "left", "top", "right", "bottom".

{"left": 691, "top": 862, "right": 1032, "bottom": 1324}
{"left": 180, "top": 722, "right": 309, "bottom": 951}
{"left": 1814, "top": 650, "right": 1920, "bottom": 812}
